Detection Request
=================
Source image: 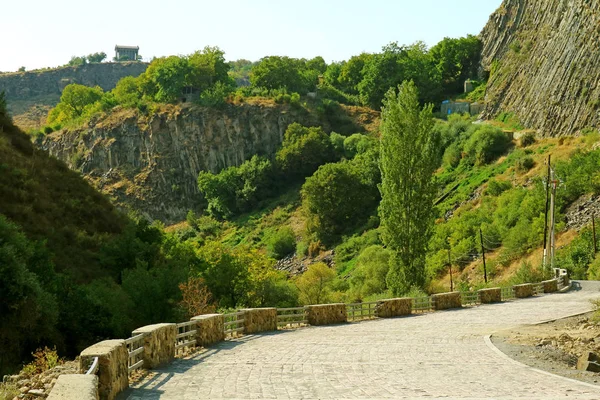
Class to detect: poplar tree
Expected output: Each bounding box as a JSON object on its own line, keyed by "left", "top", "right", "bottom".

{"left": 379, "top": 81, "right": 440, "bottom": 294}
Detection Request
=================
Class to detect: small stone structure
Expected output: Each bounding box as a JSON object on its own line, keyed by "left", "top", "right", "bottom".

{"left": 241, "top": 308, "right": 277, "bottom": 334}
{"left": 132, "top": 323, "right": 176, "bottom": 369}
{"left": 375, "top": 298, "right": 412, "bottom": 318}
{"left": 79, "top": 340, "right": 128, "bottom": 400}
{"left": 191, "top": 314, "right": 224, "bottom": 346}
{"left": 47, "top": 375, "right": 99, "bottom": 400}
{"left": 513, "top": 283, "right": 534, "bottom": 298}
{"left": 306, "top": 304, "right": 347, "bottom": 325}
{"left": 432, "top": 292, "right": 462, "bottom": 310}
{"left": 542, "top": 279, "right": 558, "bottom": 293}
{"left": 478, "top": 288, "right": 502, "bottom": 303}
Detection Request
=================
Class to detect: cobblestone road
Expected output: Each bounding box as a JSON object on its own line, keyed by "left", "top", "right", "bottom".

{"left": 122, "top": 281, "right": 600, "bottom": 399}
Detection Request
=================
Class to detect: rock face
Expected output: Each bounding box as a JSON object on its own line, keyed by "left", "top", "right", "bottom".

{"left": 480, "top": 0, "right": 600, "bottom": 136}
{"left": 42, "top": 103, "right": 376, "bottom": 223}
{"left": 0, "top": 62, "right": 148, "bottom": 114}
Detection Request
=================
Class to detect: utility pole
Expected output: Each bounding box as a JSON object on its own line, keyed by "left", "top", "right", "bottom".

{"left": 542, "top": 155, "right": 551, "bottom": 274}
{"left": 593, "top": 212, "right": 597, "bottom": 254}
{"left": 549, "top": 168, "right": 557, "bottom": 271}
{"left": 480, "top": 228, "right": 488, "bottom": 283}
{"left": 447, "top": 246, "right": 453, "bottom": 292}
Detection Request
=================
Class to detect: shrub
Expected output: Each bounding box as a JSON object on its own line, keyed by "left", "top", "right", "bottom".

{"left": 485, "top": 178, "right": 512, "bottom": 196}
{"left": 308, "top": 240, "right": 324, "bottom": 257}
{"left": 519, "top": 132, "right": 536, "bottom": 147}
{"left": 515, "top": 156, "right": 535, "bottom": 173}
{"left": 464, "top": 125, "right": 511, "bottom": 165}
{"left": 21, "top": 347, "right": 61, "bottom": 377}
{"left": 266, "top": 227, "right": 296, "bottom": 259}
{"left": 43, "top": 126, "right": 53, "bottom": 134}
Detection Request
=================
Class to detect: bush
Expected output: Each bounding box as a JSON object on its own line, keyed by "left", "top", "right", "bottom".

{"left": 485, "top": 178, "right": 512, "bottom": 196}
{"left": 515, "top": 156, "right": 535, "bottom": 173}
{"left": 464, "top": 125, "right": 511, "bottom": 165}
{"left": 519, "top": 132, "right": 536, "bottom": 147}
{"left": 266, "top": 227, "right": 296, "bottom": 259}
{"left": 43, "top": 126, "right": 53, "bottom": 134}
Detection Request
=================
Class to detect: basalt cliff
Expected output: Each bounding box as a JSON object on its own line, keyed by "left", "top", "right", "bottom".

{"left": 480, "top": 0, "right": 600, "bottom": 136}
{"left": 42, "top": 103, "right": 378, "bottom": 223}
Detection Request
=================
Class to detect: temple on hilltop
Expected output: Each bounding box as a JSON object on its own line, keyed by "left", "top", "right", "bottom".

{"left": 114, "top": 45, "right": 139, "bottom": 61}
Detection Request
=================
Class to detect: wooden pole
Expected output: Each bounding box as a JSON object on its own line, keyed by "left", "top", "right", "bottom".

{"left": 542, "top": 155, "right": 551, "bottom": 273}
{"left": 550, "top": 169, "right": 556, "bottom": 270}
{"left": 593, "top": 212, "right": 597, "bottom": 254}
{"left": 447, "top": 247, "right": 453, "bottom": 292}
{"left": 480, "top": 228, "right": 488, "bottom": 283}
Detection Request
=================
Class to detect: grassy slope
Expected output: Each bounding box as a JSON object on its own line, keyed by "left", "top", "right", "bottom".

{"left": 0, "top": 116, "right": 126, "bottom": 282}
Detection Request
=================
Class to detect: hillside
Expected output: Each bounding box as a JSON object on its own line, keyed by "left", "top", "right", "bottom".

{"left": 41, "top": 101, "right": 379, "bottom": 223}
{"left": 480, "top": 0, "right": 600, "bottom": 136}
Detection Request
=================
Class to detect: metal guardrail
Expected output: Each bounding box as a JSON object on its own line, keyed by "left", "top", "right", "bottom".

{"left": 85, "top": 357, "right": 99, "bottom": 375}
{"left": 175, "top": 321, "right": 197, "bottom": 352}
{"left": 223, "top": 311, "right": 245, "bottom": 337}
{"left": 277, "top": 307, "right": 307, "bottom": 328}
{"left": 532, "top": 282, "right": 544, "bottom": 296}
{"left": 347, "top": 302, "right": 377, "bottom": 321}
{"left": 500, "top": 286, "right": 515, "bottom": 301}
{"left": 412, "top": 296, "right": 433, "bottom": 312}
{"left": 124, "top": 333, "right": 145, "bottom": 373}
{"left": 461, "top": 291, "right": 480, "bottom": 306}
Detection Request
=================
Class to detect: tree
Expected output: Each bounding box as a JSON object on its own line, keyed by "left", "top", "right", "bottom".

{"left": 18, "top": 66, "right": 26, "bottom": 72}
{"left": 430, "top": 35, "right": 482, "bottom": 96}
{"left": 112, "top": 76, "right": 141, "bottom": 107}
{"left": 294, "top": 262, "right": 336, "bottom": 304}
{"left": 250, "top": 56, "right": 311, "bottom": 94}
{"left": 187, "top": 46, "right": 233, "bottom": 93}
{"left": 87, "top": 52, "right": 107, "bottom": 63}
{"left": 379, "top": 81, "right": 440, "bottom": 294}
{"left": 349, "top": 245, "right": 391, "bottom": 301}
{"left": 141, "top": 56, "right": 191, "bottom": 102}
{"left": 47, "top": 84, "right": 103, "bottom": 124}
{"left": 178, "top": 277, "right": 215, "bottom": 318}
{"left": 338, "top": 53, "right": 371, "bottom": 94}
{"left": 67, "top": 56, "right": 87, "bottom": 66}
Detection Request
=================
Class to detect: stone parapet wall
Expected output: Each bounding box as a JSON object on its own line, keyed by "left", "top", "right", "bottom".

{"left": 241, "top": 308, "right": 277, "bottom": 334}
{"left": 306, "top": 304, "right": 347, "bottom": 325}
{"left": 132, "top": 323, "right": 176, "bottom": 369}
{"left": 79, "top": 340, "right": 128, "bottom": 400}
{"left": 191, "top": 314, "right": 225, "bottom": 346}
{"left": 47, "top": 375, "right": 99, "bottom": 400}
{"left": 432, "top": 292, "right": 462, "bottom": 310}
{"left": 514, "top": 283, "right": 534, "bottom": 298}
{"left": 375, "top": 298, "right": 412, "bottom": 318}
{"left": 478, "top": 288, "right": 502, "bottom": 304}
{"left": 542, "top": 279, "right": 558, "bottom": 293}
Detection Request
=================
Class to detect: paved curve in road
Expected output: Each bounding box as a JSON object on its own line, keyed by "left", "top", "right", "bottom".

{"left": 122, "top": 281, "right": 600, "bottom": 399}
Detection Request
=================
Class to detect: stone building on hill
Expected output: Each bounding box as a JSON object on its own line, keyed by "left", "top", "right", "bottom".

{"left": 114, "top": 45, "right": 139, "bottom": 61}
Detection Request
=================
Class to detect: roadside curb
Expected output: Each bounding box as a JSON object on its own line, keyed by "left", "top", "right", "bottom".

{"left": 483, "top": 334, "right": 600, "bottom": 390}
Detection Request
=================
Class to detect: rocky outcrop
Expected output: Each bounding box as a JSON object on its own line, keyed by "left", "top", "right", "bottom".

{"left": 480, "top": 0, "right": 600, "bottom": 136}
{"left": 42, "top": 103, "right": 376, "bottom": 223}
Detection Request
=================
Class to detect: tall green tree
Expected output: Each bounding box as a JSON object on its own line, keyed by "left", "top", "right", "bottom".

{"left": 379, "top": 81, "right": 440, "bottom": 294}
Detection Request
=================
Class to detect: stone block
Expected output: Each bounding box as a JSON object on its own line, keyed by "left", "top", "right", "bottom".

{"left": 47, "top": 374, "right": 99, "bottom": 400}
{"left": 432, "top": 292, "right": 462, "bottom": 310}
{"left": 241, "top": 308, "right": 277, "bottom": 334}
{"left": 79, "top": 340, "right": 128, "bottom": 400}
{"left": 478, "top": 288, "right": 501, "bottom": 304}
{"left": 577, "top": 351, "right": 600, "bottom": 372}
{"left": 375, "top": 298, "right": 412, "bottom": 318}
{"left": 191, "top": 314, "right": 225, "bottom": 346}
{"left": 542, "top": 279, "right": 558, "bottom": 293}
{"left": 132, "top": 323, "right": 176, "bottom": 369}
{"left": 513, "top": 283, "right": 534, "bottom": 298}
{"left": 305, "top": 304, "right": 347, "bottom": 325}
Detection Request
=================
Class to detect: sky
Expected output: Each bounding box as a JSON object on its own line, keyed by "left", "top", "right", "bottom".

{"left": 0, "top": 0, "right": 502, "bottom": 72}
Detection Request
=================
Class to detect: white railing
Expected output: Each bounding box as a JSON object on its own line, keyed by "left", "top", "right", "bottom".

{"left": 84, "top": 357, "right": 98, "bottom": 375}
{"left": 347, "top": 302, "right": 377, "bottom": 321}
{"left": 277, "top": 307, "right": 307, "bottom": 328}
{"left": 532, "top": 282, "right": 544, "bottom": 296}
{"left": 175, "top": 321, "right": 197, "bottom": 352}
{"left": 223, "top": 311, "right": 245, "bottom": 337}
{"left": 461, "top": 291, "right": 480, "bottom": 306}
{"left": 124, "top": 333, "right": 145, "bottom": 373}
{"left": 412, "top": 296, "right": 433, "bottom": 312}
{"left": 501, "top": 286, "right": 515, "bottom": 301}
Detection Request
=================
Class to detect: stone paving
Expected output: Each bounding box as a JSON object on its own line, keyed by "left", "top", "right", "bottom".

{"left": 121, "top": 281, "right": 600, "bottom": 399}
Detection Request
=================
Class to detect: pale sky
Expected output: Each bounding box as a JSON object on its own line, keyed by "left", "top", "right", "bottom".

{"left": 0, "top": 0, "right": 502, "bottom": 72}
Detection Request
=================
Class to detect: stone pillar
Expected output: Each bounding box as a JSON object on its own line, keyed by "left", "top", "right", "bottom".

{"left": 513, "top": 283, "right": 534, "bottom": 298}
{"left": 79, "top": 340, "right": 128, "bottom": 400}
{"left": 542, "top": 279, "right": 558, "bottom": 293}
{"left": 241, "top": 308, "right": 277, "bottom": 334}
{"left": 432, "top": 292, "right": 462, "bottom": 310}
{"left": 191, "top": 314, "right": 225, "bottom": 346}
{"left": 478, "top": 288, "right": 501, "bottom": 303}
{"left": 47, "top": 374, "right": 99, "bottom": 400}
{"left": 132, "top": 323, "right": 177, "bottom": 369}
{"left": 375, "top": 298, "right": 412, "bottom": 318}
{"left": 305, "top": 304, "right": 347, "bottom": 325}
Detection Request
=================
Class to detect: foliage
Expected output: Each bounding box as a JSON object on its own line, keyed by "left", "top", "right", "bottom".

{"left": 112, "top": 76, "right": 142, "bottom": 108}
{"left": 429, "top": 35, "right": 482, "bottom": 96}
{"left": 265, "top": 226, "right": 296, "bottom": 260}
{"left": 178, "top": 276, "right": 216, "bottom": 318}
{"left": 87, "top": 52, "right": 107, "bottom": 63}
{"left": 379, "top": 81, "right": 440, "bottom": 294}
{"left": 496, "top": 111, "right": 523, "bottom": 131}
{"left": 67, "top": 56, "right": 87, "bottom": 67}
{"left": 348, "top": 245, "right": 390, "bottom": 301}
{"left": 294, "top": 262, "right": 337, "bottom": 304}
{"left": 463, "top": 125, "right": 511, "bottom": 166}
{"left": 21, "top": 347, "right": 61, "bottom": 377}
{"left": 250, "top": 56, "right": 319, "bottom": 94}
{"left": 515, "top": 156, "right": 535, "bottom": 173}
{"left": 555, "top": 227, "right": 595, "bottom": 279}
{"left": 485, "top": 178, "right": 512, "bottom": 196}
{"left": 519, "top": 132, "right": 536, "bottom": 147}
{"left": 47, "top": 84, "right": 104, "bottom": 124}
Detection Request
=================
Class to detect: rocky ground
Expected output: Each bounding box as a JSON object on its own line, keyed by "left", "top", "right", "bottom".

{"left": 492, "top": 311, "right": 600, "bottom": 385}
{"left": 1, "top": 360, "right": 78, "bottom": 399}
